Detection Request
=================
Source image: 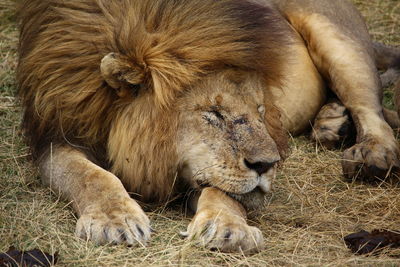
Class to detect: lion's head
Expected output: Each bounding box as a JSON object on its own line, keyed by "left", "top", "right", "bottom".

{"left": 103, "top": 52, "right": 288, "bottom": 209}
{"left": 175, "top": 71, "right": 287, "bottom": 210}
{"left": 103, "top": 55, "right": 288, "bottom": 209}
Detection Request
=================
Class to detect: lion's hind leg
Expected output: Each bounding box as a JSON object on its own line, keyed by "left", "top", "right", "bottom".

{"left": 182, "top": 187, "right": 264, "bottom": 254}
{"left": 286, "top": 10, "right": 400, "bottom": 181}
{"left": 39, "top": 146, "right": 151, "bottom": 245}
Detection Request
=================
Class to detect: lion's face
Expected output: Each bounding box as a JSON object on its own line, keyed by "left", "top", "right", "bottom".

{"left": 177, "top": 72, "right": 282, "bottom": 209}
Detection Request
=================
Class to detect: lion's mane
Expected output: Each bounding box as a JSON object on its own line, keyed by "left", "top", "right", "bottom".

{"left": 18, "top": 0, "right": 290, "bottom": 201}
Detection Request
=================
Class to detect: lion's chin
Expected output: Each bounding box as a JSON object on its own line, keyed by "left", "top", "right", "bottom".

{"left": 227, "top": 186, "right": 271, "bottom": 212}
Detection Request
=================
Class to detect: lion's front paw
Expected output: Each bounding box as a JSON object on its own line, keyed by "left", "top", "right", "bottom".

{"left": 182, "top": 209, "right": 264, "bottom": 254}
{"left": 75, "top": 198, "right": 151, "bottom": 246}
{"left": 342, "top": 137, "right": 400, "bottom": 181}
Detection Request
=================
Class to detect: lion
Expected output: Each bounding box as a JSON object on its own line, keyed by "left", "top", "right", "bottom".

{"left": 17, "top": 0, "right": 400, "bottom": 253}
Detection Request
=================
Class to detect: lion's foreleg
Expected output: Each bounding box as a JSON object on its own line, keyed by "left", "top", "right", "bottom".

{"left": 39, "top": 145, "right": 151, "bottom": 245}
{"left": 182, "top": 187, "right": 264, "bottom": 254}
{"left": 294, "top": 14, "right": 400, "bottom": 180}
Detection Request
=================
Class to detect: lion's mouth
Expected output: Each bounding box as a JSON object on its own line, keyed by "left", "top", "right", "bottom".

{"left": 194, "top": 165, "right": 275, "bottom": 195}
{"left": 227, "top": 185, "right": 264, "bottom": 197}
{"left": 227, "top": 186, "right": 270, "bottom": 211}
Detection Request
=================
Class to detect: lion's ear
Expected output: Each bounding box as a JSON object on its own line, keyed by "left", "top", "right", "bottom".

{"left": 100, "top": 52, "right": 145, "bottom": 97}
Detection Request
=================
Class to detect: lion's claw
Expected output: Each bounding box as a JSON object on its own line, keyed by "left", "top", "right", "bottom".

{"left": 184, "top": 210, "right": 264, "bottom": 254}
{"left": 75, "top": 199, "right": 151, "bottom": 246}
{"left": 342, "top": 139, "right": 400, "bottom": 181}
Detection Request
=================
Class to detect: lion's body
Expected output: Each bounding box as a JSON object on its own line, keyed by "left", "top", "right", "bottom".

{"left": 267, "top": 33, "right": 326, "bottom": 134}
{"left": 17, "top": 0, "right": 400, "bottom": 253}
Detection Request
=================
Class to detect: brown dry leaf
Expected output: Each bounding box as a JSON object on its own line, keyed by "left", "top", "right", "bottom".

{"left": 0, "top": 247, "right": 58, "bottom": 267}
{"left": 344, "top": 229, "right": 400, "bottom": 255}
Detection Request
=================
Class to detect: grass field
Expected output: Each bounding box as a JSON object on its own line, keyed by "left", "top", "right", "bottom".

{"left": 1, "top": 0, "right": 400, "bottom": 266}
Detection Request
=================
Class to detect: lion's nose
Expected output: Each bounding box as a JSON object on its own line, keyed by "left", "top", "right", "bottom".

{"left": 244, "top": 159, "right": 278, "bottom": 176}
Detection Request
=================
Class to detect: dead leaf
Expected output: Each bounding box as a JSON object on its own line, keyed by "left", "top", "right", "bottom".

{"left": 0, "top": 247, "right": 58, "bottom": 267}
{"left": 344, "top": 229, "right": 400, "bottom": 255}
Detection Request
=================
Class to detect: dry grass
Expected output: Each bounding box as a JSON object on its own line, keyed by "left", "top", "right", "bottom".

{"left": 1, "top": 0, "right": 400, "bottom": 266}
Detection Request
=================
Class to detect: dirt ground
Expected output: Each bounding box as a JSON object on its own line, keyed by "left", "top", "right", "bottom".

{"left": 1, "top": 0, "right": 400, "bottom": 266}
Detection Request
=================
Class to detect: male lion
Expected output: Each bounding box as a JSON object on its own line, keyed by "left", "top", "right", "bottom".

{"left": 17, "top": 0, "right": 400, "bottom": 253}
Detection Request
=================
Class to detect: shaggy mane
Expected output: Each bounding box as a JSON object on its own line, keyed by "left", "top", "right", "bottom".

{"left": 18, "top": 0, "right": 290, "bottom": 161}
